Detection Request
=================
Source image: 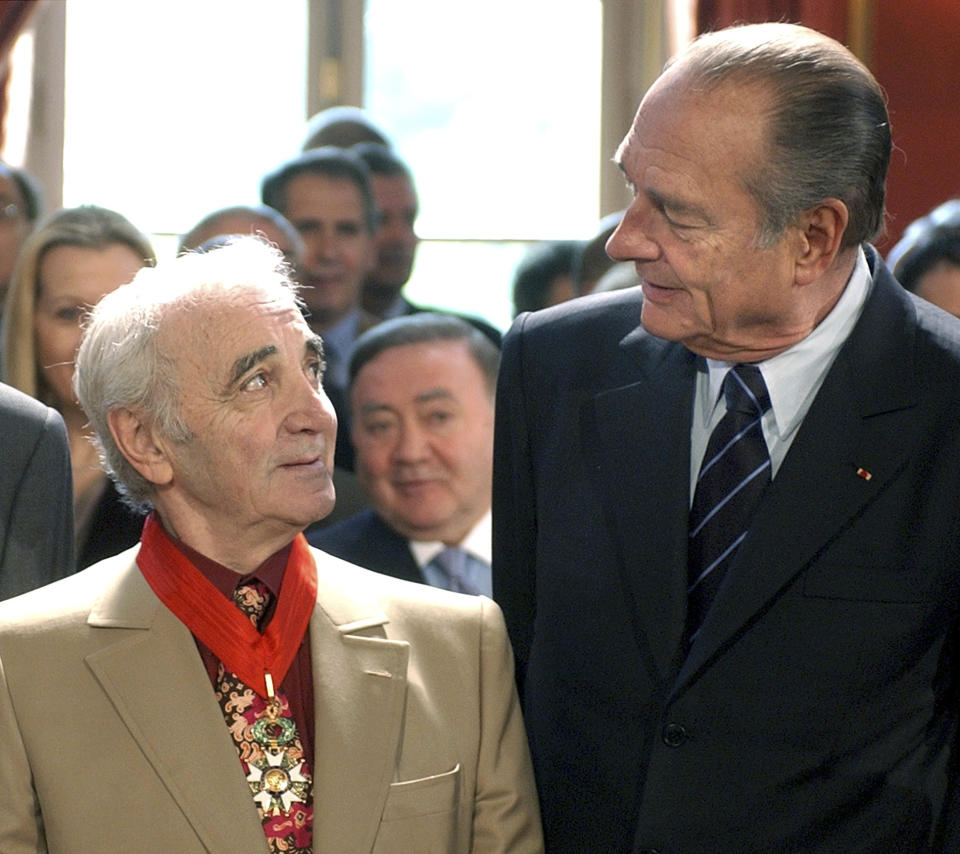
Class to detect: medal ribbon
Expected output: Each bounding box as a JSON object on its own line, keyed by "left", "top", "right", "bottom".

{"left": 137, "top": 512, "right": 318, "bottom": 698}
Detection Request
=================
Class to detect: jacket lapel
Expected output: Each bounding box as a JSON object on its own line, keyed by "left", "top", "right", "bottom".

{"left": 585, "top": 330, "right": 698, "bottom": 681}
{"left": 308, "top": 549, "right": 409, "bottom": 854}
{"left": 85, "top": 556, "right": 269, "bottom": 852}
{"left": 365, "top": 510, "right": 427, "bottom": 583}
{"left": 677, "top": 261, "right": 920, "bottom": 687}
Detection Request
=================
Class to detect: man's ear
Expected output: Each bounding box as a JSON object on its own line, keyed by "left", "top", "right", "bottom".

{"left": 106, "top": 407, "right": 174, "bottom": 487}
{"left": 794, "top": 198, "right": 849, "bottom": 286}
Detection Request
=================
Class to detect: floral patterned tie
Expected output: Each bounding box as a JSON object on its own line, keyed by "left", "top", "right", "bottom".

{"left": 215, "top": 581, "right": 313, "bottom": 852}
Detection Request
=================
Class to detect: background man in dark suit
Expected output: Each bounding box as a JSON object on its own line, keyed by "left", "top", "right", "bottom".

{"left": 310, "top": 313, "right": 498, "bottom": 595}
{"left": 0, "top": 381, "right": 73, "bottom": 599}
{"left": 493, "top": 22, "right": 960, "bottom": 852}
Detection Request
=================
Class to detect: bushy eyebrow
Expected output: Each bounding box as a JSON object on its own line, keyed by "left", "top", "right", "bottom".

{"left": 358, "top": 401, "right": 393, "bottom": 417}
{"left": 229, "top": 346, "right": 277, "bottom": 387}
{"left": 414, "top": 388, "right": 455, "bottom": 404}
{"left": 228, "top": 334, "right": 325, "bottom": 388}
{"left": 357, "top": 388, "right": 455, "bottom": 417}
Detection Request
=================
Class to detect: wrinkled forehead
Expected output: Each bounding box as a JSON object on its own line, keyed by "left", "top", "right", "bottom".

{"left": 159, "top": 289, "right": 309, "bottom": 377}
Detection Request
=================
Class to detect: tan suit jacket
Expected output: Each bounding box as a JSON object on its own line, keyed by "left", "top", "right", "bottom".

{"left": 0, "top": 545, "right": 542, "bottom": 853}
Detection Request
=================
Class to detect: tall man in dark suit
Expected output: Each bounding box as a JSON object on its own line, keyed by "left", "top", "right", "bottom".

{"left": 493, "top": 22, "right": 960, "bottom": 853}
{"left": 310, "top": 313, "right": 498, "bottom": 595}
{"left": 0, "top": 381, "right": 74, "bottom": 599}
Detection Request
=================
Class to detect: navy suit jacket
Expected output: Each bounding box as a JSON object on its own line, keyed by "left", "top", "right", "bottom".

{"left": 307, "top": 508, "right": 426, "bottom": 585}
{"left": 493, "top": 246, "right": 960, "bottom": 852}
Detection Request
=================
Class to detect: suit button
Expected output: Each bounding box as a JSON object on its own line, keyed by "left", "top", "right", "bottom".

{"left": 662, "top": 722, "right": 688, "bottom": 747}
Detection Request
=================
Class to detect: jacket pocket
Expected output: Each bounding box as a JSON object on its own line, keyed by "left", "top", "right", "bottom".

{"left": 374, "top": 765, "right": 461, "bottom": 853}
{"left": 381, "top": 763, "right": 460, "bottom": 820}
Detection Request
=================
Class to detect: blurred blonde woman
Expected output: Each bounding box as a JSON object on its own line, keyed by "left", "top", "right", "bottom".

{"left": 1, "top": 205, "right": 155, "bottom": 568}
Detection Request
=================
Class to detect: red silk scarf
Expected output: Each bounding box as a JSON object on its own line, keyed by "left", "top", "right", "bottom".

{"left": 137, "top": 512, "right": 318, "bottom": 698}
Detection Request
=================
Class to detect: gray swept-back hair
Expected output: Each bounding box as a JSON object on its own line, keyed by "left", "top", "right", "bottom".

{"left": 74, "top": 236, "right": 303, "bottom": 511}
{"left": 672, "top": 22, "right": 891, "bottom": 249}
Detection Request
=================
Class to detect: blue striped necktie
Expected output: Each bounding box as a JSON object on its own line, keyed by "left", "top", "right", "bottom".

{"left": 687, "top": 364, "right": 772, "bottom": 638}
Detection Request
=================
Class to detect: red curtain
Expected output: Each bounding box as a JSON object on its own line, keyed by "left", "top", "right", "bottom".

{"left": 0, "top": 0, "right": 37, "bottom": 151}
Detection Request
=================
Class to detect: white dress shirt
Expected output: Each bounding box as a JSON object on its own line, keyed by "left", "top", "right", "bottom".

{"left": 690, "top": 248, "right": 873, "bottom": 500}
{"left": 409, "top": 510, "right": 492, "bottom": 596}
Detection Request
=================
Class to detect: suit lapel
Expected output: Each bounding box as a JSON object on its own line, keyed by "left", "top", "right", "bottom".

{"left": 677, "top": 264, "right": 920, "bottom": 687}
{"left": 85, "top": 557, "right": 268, "bottom": 852}
{"left": 308, "top": 549, "right": 409, "bottom": 854}
{"left": 585, "top": 331, "right": 698, "bottom": 681}
{"left": 366, "top": 511, "right": 426, "bottom": 583}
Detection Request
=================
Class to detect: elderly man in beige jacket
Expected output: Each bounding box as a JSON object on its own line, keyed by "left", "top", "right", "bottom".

{"left": 0, "top": 237, "right": 542, "bottom": 854}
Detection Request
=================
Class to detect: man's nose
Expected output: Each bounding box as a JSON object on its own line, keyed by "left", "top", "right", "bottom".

{"left": 310, "top": 229, "right": 339, "bottom": 262}
{"left": 392, "top": 420, "right": 429, "bottom": 462}
{"left": 606, "top": 203, "right": 660, "bottom": 263}
{"left": 286, "top": 373, "right": 337, "bottom": 434}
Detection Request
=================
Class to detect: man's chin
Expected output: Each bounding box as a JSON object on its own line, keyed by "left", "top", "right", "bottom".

{"left": 290, "top": 486, "right": 337, "bottom": 530}
{"left": 638, "top": 299, "right": 699, "bottom": 345}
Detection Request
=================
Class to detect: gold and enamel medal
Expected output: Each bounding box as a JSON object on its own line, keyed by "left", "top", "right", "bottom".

{"left": 245, "top": 672, "right": 310, "bottom": 815}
